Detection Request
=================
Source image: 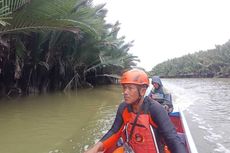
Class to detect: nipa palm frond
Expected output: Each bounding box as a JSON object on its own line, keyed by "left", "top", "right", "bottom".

{"left": 0, "top": 0, "right": 30, "bottom": 26}
{"left": 0, "top": 0, "right": 98, "bottom": 38}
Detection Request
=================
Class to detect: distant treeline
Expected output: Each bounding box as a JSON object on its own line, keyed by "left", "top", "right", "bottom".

{"left": 150, "top": 40, "right": 230, "bottom": 78}
{"left": 0, "top": 0, "right": 139, "bottom": 98}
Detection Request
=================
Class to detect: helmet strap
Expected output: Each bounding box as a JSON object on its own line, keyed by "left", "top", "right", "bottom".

{"left": 132, "top": 86, "right": 144, "bottom": 105}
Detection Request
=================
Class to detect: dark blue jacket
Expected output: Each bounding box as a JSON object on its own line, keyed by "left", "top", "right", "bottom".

{"left": 151, "top": 76, "right": 164, "bottom": 94}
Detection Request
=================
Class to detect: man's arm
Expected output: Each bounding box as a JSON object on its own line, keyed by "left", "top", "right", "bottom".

{"left": 84, "top": 102, "right": 126, "bottom": 153}
{"left": 149, "top": 101, "right": 187, "bottom": 153}
{"left": 100, "top": 102, "right": 126, "bottom": 150}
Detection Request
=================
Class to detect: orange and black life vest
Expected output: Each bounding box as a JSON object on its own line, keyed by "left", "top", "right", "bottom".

{"left": 101, "top": 96, "right": 187, "bottom": 153}
{"left": 125, "top": 111, "right": 159, "bottom": 152}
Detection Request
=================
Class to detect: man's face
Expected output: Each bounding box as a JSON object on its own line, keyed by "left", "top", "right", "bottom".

{"left": 122, "top": 84, "right": 140, "bottom": 104}
{"left": 153, "top": 82, "right": 159, "bottom": 89}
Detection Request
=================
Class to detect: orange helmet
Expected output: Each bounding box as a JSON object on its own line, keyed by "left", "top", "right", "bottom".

{"left": 120, "top": 69, "right": 149, "bottom": 86}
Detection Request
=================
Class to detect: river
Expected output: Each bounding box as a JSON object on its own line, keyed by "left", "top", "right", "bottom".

{"left": 0, "top": 85, "right": 122, "bottom": 153}
{"left": 163, "top": 78, "right": 230, "bottom": 153}
{"left": 0, "top": 79, "right": 230, "bottom": 153}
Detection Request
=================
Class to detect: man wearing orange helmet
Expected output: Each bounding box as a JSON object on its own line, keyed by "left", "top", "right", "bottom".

{"left": 85, "top": 69, "right": 186, "bottom": 153}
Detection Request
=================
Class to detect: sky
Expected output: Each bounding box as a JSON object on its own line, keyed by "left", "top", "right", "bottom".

{"left": 94, "top": 0, "right": 230, "bottom": 71}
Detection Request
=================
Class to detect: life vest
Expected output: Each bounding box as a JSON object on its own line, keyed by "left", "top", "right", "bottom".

{"left": 113, "top": 146, "right": 124, "bottom": 153}
{"left": 124, "top": 112, "right": 159, "bottom": 153}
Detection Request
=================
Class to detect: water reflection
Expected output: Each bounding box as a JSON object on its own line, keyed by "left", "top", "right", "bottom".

{"left": 0, "top": 85, "right": 122, "bottom": 153}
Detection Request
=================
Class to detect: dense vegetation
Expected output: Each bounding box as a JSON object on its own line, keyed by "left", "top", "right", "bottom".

{"left": 0, "top": 0, "right": 139, "bottom": 98}
{"left": 150, "top": 40, "right": 230, "bottom": 78}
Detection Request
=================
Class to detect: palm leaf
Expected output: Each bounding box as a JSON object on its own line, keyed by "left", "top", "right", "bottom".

{"left": 0, "top": 0, "right": 99, "bottom": 38}
{"left": 0, "top": 0, "right": 30, "bottom": 26}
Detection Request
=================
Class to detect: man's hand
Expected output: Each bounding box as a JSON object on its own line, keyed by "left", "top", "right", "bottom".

{"left": 163, "top": 104, "right": 173, "bottom": 113}
{"left": 84, "top": 142, "right": 104, "bottom": 153}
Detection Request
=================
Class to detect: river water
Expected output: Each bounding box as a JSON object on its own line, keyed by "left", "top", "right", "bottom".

{"left": 0, "top": 85, "right": 122, "bottom": 153}
{"left": 0, "top": 79, "right": 230, "bottom": 153}
{"left": 163, "top": 78, "right": 230, "bottom": 153}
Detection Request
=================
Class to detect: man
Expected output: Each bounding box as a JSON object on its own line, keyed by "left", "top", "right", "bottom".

{"left": 149, "top": 76, "right": 174, "bottom": 113}
{"left": 85, "top": 69, "right": 186, "bottom": 153}
{"left": 151, "top": 76, "right": 164, "bottom": 95}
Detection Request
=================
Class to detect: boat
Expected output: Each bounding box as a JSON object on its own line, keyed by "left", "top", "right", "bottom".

{"left": 104, "top": 110, "right": 198, "bottom": 153}
{"left": 150, "top": 93, "right": 174, "bottom": 113}
{"left": 168, "top": 110, "right": 198, "bottom": 153}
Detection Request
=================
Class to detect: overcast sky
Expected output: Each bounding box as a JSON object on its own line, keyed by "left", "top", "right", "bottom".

{"left": 94, "top": 0, "right": 230, "bottom": 71}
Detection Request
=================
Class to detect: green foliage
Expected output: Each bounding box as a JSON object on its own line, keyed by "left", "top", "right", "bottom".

{"left": 0, "top": 0, "right": 30, "bottom": 26}
{"left": 0, "top": 0, "right": 138, "bottom": 97}
{"left": 150, "top": 40, "right": 230, "bottom": 78}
